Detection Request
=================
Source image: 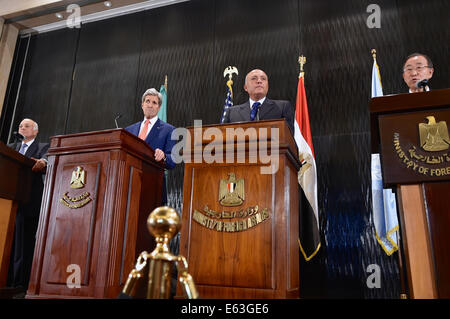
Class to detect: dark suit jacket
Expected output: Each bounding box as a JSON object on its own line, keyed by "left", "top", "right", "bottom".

{"left": 222, "top": 98, "right": 294, "bottom": 134}
{"left": 125, "top": 118, "right": 177, "bottom": 205}
{"left": 125, "top": 118, "right": 176, "bottom": 169}
{"left": 9, "top": 140, "right": 49, "bottom": 161}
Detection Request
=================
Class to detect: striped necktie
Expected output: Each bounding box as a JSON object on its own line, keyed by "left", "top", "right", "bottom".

{"left": 250, "top": 102, "right": 261, "bottom": 121}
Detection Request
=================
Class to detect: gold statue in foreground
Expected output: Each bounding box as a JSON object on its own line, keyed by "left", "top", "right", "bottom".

{"left": 122, "top": 206, "right": 198, "bottom": 299}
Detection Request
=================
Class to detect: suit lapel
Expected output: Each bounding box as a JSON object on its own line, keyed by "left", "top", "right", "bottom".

{"left": 237, "top": 101, "right": 251, "bottom": 121}
{"left": 258, "top": 98, "right": 274, "bottom": 120}
{"left": 132, "top": 122, "right": 141, "bottom": 136}
{"left": 24, "top": 140, "right": 38, "bottom": 158}
{"left": 145, "top": 118, "right": 161, "bottom": 146}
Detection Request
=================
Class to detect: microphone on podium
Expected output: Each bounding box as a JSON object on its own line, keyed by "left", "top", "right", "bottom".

{"left": 416, "top": 79, "right": 430, "bottom": 90}
{"left": 114, "top": 114, "right": 123, "bottom": 129}
{"left": 13, "top": 131, "right": 24, "bottom": 142}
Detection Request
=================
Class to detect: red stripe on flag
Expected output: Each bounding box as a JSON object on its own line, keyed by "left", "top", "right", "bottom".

{"left": 296, "top": 76, "right": 315, "bottom": 158}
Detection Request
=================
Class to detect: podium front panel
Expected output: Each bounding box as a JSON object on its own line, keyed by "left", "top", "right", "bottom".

{"left": 378, "top": 108, "right": 450, "bottom": 186}
{"left": 187, "top": 165, "right": 274, "bottom": 289}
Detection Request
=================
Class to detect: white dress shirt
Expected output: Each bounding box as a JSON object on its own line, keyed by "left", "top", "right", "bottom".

{"left": 249, "top": 97, "right": 266, "bottom": 109}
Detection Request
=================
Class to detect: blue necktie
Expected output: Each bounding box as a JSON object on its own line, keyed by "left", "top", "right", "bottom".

{"left": 250, "top": 102, "right": 261, "bottom": 121}
{"left": 19, "top": 143, "right": 28, "bottom": 155}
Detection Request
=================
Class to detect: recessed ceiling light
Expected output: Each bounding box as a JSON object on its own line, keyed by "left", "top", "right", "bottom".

{"left": 104, "top": 1, "right": 112, "bottom": 7}
{"left": 55, "top": 13, "right": 63, "bottom": 19}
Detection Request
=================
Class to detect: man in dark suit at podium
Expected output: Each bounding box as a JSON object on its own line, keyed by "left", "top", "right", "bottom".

{"left": 402, "top": 53, "right": 434, "bottom": 93}
{"left": 125, "top": 88, "right": 176, "bottom": 205}
{"left": 222, "top": 69, "right": 294, "bottom": 134}
{"left": 7, "top": 118, "right": 49, "bottom": 292}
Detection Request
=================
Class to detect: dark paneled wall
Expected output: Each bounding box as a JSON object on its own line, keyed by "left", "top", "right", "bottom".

{"left": 1, "top": 28, "right": 79, "bottom": 143}
{"left": 2, "top": 0, "right": 449, "bottom": 298}
{"left": 66, "top": 13, "right": 143, "bottom": 134}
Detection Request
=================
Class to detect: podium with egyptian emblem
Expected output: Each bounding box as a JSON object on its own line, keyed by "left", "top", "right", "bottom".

{"left": 178, "top": 119, "right": 300, "bottom": 299}
{"left": 370, "top": 88, "right": 450, "bottom": 299}
{"left": 26, "top": 129, "right": 164, "bottom": 298}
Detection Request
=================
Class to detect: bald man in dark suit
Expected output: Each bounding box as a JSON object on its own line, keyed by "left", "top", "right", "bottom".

{"left": 222, "top": 69, "right": 294, "bottom": 134}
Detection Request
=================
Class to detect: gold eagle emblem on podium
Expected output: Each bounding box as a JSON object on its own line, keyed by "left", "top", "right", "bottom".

{"left": 219, "top": 173, "right": 244, "bottom": 207}
{"left": 70, "top": 166, "right": 86, "bottom": 189}
{"left": 418, "top": 116, "right": 450, "bottom": 152}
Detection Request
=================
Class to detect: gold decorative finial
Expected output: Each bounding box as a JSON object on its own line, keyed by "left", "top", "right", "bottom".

{"left": 223, "top": 66, "right": 238, "bottom": 97}
{"left": 164, "top": 75, "right": 168, "bottom": 92}
{"left": 223, "top": 66, "right": 238, "bottom": 81}
{"left": 122, "top": 206, "right": 198, "bottom": 299}
{"left": 147, "top": 206, "right": 180, "bottom": 241}
{"left": 371, "top": 49, "right": 377, "bottom": 61}
{"left": 298, "top": 55, "right": 306, "bottom": 78}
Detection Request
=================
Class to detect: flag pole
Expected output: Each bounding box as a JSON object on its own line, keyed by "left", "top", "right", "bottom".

{"left": 371, "top": 49, "right": 407, "bottom": 298}
{"left": 220, "top": 66, "right": 238, "bottom": 123}
{"left": 164, "top": 75, "right": 168, "bottom": 92}
{"left": 371, "top": 48, "right": 377, "bottom": 61}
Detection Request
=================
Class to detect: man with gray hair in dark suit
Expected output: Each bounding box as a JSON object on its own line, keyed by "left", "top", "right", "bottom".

{"left": 222, "top": 69, "right": 294, "bottom": 134}
{"left": 7, "top": 118, "right": 49, "bottom": 294}
{"left": 125, "top": 88, "right": 177, "bottom": 205}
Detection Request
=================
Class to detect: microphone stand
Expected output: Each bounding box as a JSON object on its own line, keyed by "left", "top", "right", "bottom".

{"left": 115, "top": 114, "right": 122, "bottom": 129}
{"left": 12, "top": 131, "right": 24, "bottom": 150}
{"left": 416, "top": 79, "right": 430, "bottom": 91}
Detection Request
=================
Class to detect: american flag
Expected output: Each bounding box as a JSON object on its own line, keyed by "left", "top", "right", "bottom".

{"left": 220, "top": 85, "right": 233, "bottom": 123}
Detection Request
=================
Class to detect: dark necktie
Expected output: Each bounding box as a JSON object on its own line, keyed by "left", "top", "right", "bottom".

{"left": 250, "top": 102, "right": 261, "bottom": 121}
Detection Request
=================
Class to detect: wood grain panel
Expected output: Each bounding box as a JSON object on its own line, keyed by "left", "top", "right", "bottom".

{"left": 187, "top": 165, "right": 273, "bottom": 289}
{"left": 423, "top": 181, "right": 450, "bottom": 298}
{"left": 397, "top": 184, "right": 437, "bottom": 299}
{"left": 43, "top": 157, "right": 105, "bottom": 292}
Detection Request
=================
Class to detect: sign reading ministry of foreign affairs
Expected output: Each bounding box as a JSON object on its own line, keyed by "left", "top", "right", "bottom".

{"left": 193, "top": 173, "right": 270, "bottom": 232}
{"left": 380, "top": 112, "right": 450, "bottom": 185}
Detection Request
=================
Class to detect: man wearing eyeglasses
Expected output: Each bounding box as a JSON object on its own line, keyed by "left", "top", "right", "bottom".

{"left": 402, "top": 53, "right": 434, "bottom": 93}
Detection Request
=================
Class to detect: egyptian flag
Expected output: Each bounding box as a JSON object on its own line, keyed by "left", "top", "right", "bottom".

{"left": 294, "top": 74, "right": 321, "bottom": 261}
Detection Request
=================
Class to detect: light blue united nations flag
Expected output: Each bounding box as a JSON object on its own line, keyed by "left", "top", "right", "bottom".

{"left": 370, "top": 50, "right": 399, "bottom": 256}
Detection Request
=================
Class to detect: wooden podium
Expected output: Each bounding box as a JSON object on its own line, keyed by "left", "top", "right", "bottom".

{"left": 0, "top": 141, "right": 35, "bottom": 287}
{"left": 26, "top": 129, "right": 164, "bottom": 298}
{"left": 370, "top": 88, "right": 450, "bottom": 299}
{"left": 178, "top": 119, "right": 300, "bottom": 298}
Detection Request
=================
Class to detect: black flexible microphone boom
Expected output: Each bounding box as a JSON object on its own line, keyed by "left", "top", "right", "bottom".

{"left": 13, "top": 131, "right": 24, "bottom": 142}
{"left": 416, "top": 79, "right": 429, "bottom": 89}
{"left": 115, "top": 114, "right": 123, "bottom": 129}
